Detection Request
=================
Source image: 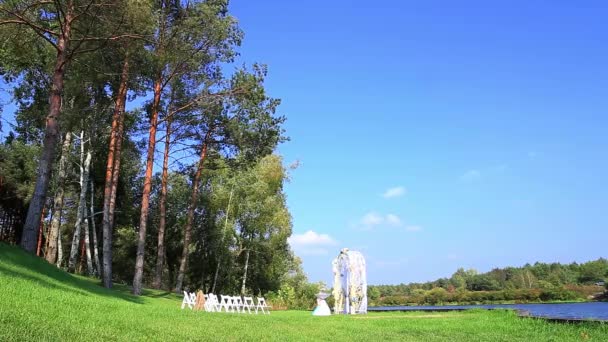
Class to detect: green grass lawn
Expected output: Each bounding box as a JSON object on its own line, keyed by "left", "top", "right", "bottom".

{"left": 1, "top": 243, "right": 606, "bottom": 341}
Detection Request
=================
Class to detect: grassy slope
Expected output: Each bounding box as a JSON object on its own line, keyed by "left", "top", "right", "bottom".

{"left": 1, "top": 243, "right": 607, "bottom": 341}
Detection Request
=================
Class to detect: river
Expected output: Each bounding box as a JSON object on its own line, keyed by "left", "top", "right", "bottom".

{"left": 369, "top": 302, "right": 608, "bottom": 321}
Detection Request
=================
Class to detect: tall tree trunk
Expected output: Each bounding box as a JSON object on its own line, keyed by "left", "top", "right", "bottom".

{"left": 84, "top": 217, "right": 93, "bottom": 275}
{"left": 46, "top": 132, "right": 73, "bottom": 264}
{"left": 56, "top": 226, "right": 63, "bottom": 268}
{"left": 212, "top": 187, "right": 233, "bottom": 293}
{"left": 90, "top": 179, "right": 100, "bottom": 277}
{"left": 21, "top": 10, "right": 72, "bottom": 253}
{"left": 78, "top": 234, "right": 86, "bottom": 274}
{"left": 108, "top": 67, "right": 128, "bottom": 242}
{"left": 153, "top": 116, "right": 172, "bottom": 289}
{"left": 132, "top": 76, "right": 162, "bottom": 295}
{"left": 175, "top": 130, "right": 212, "bottom": 293}
{"left": 211, "top": 259, "right": 220, "bottom": 294}
{"left": 69, "top": 132, "right": 90, "bottom": 272}
{"left": 36, "top": 207, "right": 46, "bottom": 256}
{"left": 82, "top": 149, "right": 93, "bottom": 275}
{"left": 101, "top": 55, "right": 129, "bottom": 288}
{"left": 241, "top": 248, "right": 250, "bottom": 296}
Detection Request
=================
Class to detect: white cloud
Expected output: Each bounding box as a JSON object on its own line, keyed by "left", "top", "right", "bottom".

{"left": 361, "top": 212, "right": 384, "bottom": 227}
{"left": 460, "top": 169, "right": 481, "bottom": 182}
{"left": 288, "top": 230, "right": 337, "bottom": 256}
{"left": 386, "top": 214, "right": 402, "bottom": 227}
{"left": 288, "top": 230, "right": 336, "bottom": 246}
{"left": 359, "top": 212, "right": 404, "bottom": 229}
{"left": 405, "top": 225, "right": 422, "bottom": 232}
{"left": 383, "top": 186, "right": 406, "bottom": 199}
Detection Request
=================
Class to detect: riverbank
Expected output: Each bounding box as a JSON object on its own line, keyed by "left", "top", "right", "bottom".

{"left": 1, "top": 244, "right": 607, "bottom": 341}
{"left": 372, "top": 298, "right": 592, "bottom": 307}
{"left": 369, "top": 302, "right": 608, "bottom": 322}
{"left": 370, "top": 284, "right": 606, "bottom": 307}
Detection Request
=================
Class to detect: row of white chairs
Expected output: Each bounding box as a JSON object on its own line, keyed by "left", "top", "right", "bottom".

{"left": 181, "top": 292, "right": 271, "bottom": 314}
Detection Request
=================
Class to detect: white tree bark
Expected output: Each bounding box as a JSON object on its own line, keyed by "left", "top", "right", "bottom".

{"left": 56, "top": 227, "right": 63, "bottom": 268}
{"left": 241, "top": 248, "right": 250, "bottom": 296}
{"left": 83, "top": 149, "right": 93, "bottom": 275}
{"left": 68, "top": 132, "right": 90, "bottom": 272}
{"left": 90, "top": 179, "right": 100, "bottom": 277}
{"left": 47, "top": 132, "right": 72, "bottom": 265}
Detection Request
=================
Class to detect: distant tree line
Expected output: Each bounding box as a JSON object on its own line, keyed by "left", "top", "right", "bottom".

{"left": 369, "top": 259, "right": 608, "bottom": 306}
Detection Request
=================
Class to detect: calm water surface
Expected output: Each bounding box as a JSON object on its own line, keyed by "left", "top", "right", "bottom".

{"left": 370, "top": 302, "right": 608, "bottom": 321}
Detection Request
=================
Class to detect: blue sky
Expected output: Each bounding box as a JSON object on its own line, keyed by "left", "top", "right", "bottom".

{"left": 2, "top": 1, "right": 607, "bottom": 286}
{"left": 229, "top": 0, "right": 608, "bottom": 285}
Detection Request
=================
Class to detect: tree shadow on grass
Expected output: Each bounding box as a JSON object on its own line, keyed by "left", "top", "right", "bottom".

{"left": 0, "top": 243, "right": 144, "bottom": 304}
{"left": 144, "top": 290, "right": 181, "bottom": 300}
{"left": 145, "top": 291, "right": 172, "bottom": 298}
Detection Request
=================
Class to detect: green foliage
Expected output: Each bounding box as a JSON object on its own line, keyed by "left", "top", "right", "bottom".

{"left": 0, "top": 0, "right": 290, "bottom": 296}
{"left": 112, "top": 227, "right": 138, "bottom": 283}
{"left": 265, "top": 256, "right": 323, "bottom": 310}
{"left": 0, "top": 140, "right": 40, "bottom": 203}
{"left": 267, "top": 283, "right": 296, "bottom": 309}
{"left": 370, "top": 259, "right": 608, "bottom": 306}
{"left": 468, "top": 274, "right": 501, "bottom": 291}
{"left": 368, "top": 286, "right": 381, "bottom": 302}
{"left": 425, "top": 287, "right": 449, "bottom": 305}
{"left": 579, "top": 259, "right": 608, "bottom": 283}
{"left": 132, "top": 154, "right": 293, "bottom": 295}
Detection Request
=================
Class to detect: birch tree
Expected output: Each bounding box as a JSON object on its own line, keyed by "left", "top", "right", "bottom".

{"left": 45, "top": 132, "right": 72, "bottom": 264}
{"left": 68, "top": 131, "right": 91, "bottom": 272}
{"left": 89, "top": 179, "right": 100, "bottom": 275}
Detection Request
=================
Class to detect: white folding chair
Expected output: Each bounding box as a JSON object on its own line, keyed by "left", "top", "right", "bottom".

{"left": 207, "top": 294, "right": 218, "bottom": 312}
{"left": 233, "top": 296, "right": 244, "bottom": 313}
{"left": 256, "top": 297, "right": 271, "bottom": 315}
{"left": 213, "top": 294, "right": 222, "bottom": 312}
{"left": 189, "top": 292, "right": 197, "bottom": 309}
{"left": 203, "top": 294, "right": 213, "bottom": 312}
{"left": 207, "top": 293, "right": 220, "bottom": 312}
{"left": 181, "top": 291, "right": 196, "bottom": 310}
{"left": 242, "top": 297, "right": 254, "bottom": 314}
{"left": 220, "top": 295, "right": 234, "bottom": 313}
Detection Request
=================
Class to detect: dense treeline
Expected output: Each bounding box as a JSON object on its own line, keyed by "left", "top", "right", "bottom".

{"left": 0, "top": 0, "right": 315, "bottom": 299}
{"left": 369, "top": 259, "right": 608, "bottom": 306}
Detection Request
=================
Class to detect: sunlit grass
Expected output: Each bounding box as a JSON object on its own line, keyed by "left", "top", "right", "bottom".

{"left": 1, "top": 243, "right": 606, "bottom": 341}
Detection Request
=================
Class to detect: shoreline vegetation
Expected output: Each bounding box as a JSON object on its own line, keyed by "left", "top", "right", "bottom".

{"left": 372, "top": 299, "right": 593, "bottom": 308}
{"left": 1, "top": 244, "right": 607, "bottom": 341}
{"left": 367, "top": 287, "right": 606, "bottom": 307}
{"left": 367, "top": 259, "right": 608, "bottom": 307}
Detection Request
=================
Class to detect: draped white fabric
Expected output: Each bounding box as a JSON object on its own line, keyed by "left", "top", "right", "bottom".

{"left": 332, "top": 248, "right": 367, "bottom": 314}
